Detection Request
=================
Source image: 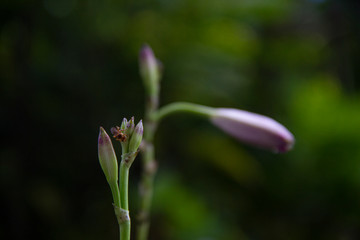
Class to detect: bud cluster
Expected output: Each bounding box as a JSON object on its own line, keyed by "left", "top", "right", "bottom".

{"left": 111, "top": 117, "right": 143, "bottom": 154}
{"left": 98, "top": 117, "right": 143, "bottom": 184}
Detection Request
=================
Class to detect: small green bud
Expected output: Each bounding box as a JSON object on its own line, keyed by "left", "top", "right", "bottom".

{"left": 120, "top": 118, "right": 127, "bottom": 130}
{"left": 98, "top": 127, "right": 118, "bottom": 184}
{"left": 126, "top": 116, "right": 135, "bottom": 137}
{"left": 129, "top": 120, "right": 143, "bottom": 152}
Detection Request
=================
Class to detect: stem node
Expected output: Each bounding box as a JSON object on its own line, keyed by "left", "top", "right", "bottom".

{"left": 114, "top": 205, "right": 130, "bottom": 224}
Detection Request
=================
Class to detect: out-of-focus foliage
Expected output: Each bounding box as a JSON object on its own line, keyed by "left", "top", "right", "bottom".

{"left": 1, "top": 0, "right": 360, "bottom": 239}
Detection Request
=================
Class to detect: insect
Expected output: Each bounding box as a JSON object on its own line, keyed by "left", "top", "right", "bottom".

{"left": 111, "top": 126, "right": 127, "bottom": 142}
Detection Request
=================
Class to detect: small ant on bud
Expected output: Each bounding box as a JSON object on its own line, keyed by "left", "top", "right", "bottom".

{"left": 111, "top": 126, "right": 127, "bottom": 142}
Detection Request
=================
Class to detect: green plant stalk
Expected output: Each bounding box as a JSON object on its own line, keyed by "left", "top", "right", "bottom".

{"left": 120, "top": 161, "right": 130, "bottom": 240}
{"left": 114, "top": 205, "right": 130, "bottom": 240}
{"left": 109, "top": 182, "right": 122, "bottom": 240}
{"left": 153, "top": 102, "right": 215, "bottom": 121}
{"left": 120, "top": 161, "right": 130, "bottom": 210}
{"left": 137, "top": 49, "right": 215, "bottom": 240}
{"left": 120, "top": 218, "right": 131, "bottom": 240}
{"left": 119, "top": 152, "right": 136, "bottom": 240}
{"left": 137, "top": 101, "right": 213, "bottom": 240}
{"left": 110, "top": 182, "right": 121, "bottom": 208}
{"left": 136, "top": 95, "right": 158, "bottom": 240}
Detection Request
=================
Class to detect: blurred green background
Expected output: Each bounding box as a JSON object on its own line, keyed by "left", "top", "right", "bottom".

{"left": 2, "top": 0, "right": 360, "bottom": 239}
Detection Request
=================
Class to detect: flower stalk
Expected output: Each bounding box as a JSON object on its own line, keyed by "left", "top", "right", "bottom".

{"left": 98, "top": 127, "right": 122, "bottom": 238}
{"left": 118, "top": 119, "right": 143, "bottom": 240}
{"left": 136, "top": 45, "right": 161, "bottom": 240}
{"left": 98, "top": 119, "right": 143, "bottom": 240}
{"left": 137, "top": 45, "right": 294, "bottom": 240}
{"left": 153, "top": 102, "right": 294, "bottom": 153}
{"left": 99, "top": 44, "right": 294, "bottom": 240}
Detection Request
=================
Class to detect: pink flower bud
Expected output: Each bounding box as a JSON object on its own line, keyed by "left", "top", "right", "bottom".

{"left": 211, "top": 108, "right": 294, "bottom": 153}
{"left": 98, "top": 127, "right": 118, "bottom": 183}
{"left": 139, "top": 44, "right": 161, "bottom": 94}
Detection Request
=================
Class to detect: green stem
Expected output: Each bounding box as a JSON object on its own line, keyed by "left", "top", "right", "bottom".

{"left": 120, "top": 219, "right": 131, "bottom": 240}
{"left": 114, "top": 206, "right": 130, "bottom": 240}
{"left": 136, "top": 140, "right": 155, "bottom": 240}
{"left": 153, "top": 102, "right": 215, "bottom": 122}
{"left": 110, "top": 182, "right": 121, "bottom": 208}
{"left": 120, "top": 161, "right": 129, "bottom": 210}
{"left": 136, "top": 93, "right": 158, "bottom": 240}
{"left": 137, "top": 102, "right": 214, "bottom": 240}
{"left": 118, "top": 152, "right": 136, "bottom": 240}
{"left": 109, "top": 182, "right": 122, "bottom": 240}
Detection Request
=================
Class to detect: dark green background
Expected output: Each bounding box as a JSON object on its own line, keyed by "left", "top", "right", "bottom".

{"left": 2, "top": 0, "right": 360, "bottom": 239}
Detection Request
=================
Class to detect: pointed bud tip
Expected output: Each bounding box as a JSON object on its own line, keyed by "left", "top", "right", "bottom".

{"left": 121, "top": 118, "right": 128, "bottom": 130}
{"left": 276, "top": 135, "right": 295, "bottom": 153}
{"left": 128, "top": 120, "right": 144, "bottom": 152}
{"left": 99, "top": 126, "right": 105, "bottom": 137}
{"left": 125, "top": 117, "right": 135, "bottom": 137}
{"left": 136, "top": 120, "right": 143, "bottom": 133}
{"left": 139, "top": 44, "right": 154, "bottom": 61}
{"left": 98, "top": 126, "right": 111, "bottom": 145}
{"left": 128, "top": 117, "right": 135, "bottom": 125}
{"left": 273, "top": 137, "right": 295, "bottom": 153}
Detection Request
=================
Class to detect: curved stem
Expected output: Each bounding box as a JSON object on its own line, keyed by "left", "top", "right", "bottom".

{"left": 137, "top": 101, "right": 213, "bottom": 240}
{"left": 137, "top": 49, "right": 217, "bottom": 240}
{"left": 153, "top": 102, "right": 215, "bottom": 122}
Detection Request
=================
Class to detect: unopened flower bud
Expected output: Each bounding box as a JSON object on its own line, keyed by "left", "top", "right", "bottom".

{"left": 139, "top": 44, "right": 160, "bottom": 95}
{"left": 129, "top": 120, "right": 143, "bottom": 152}
{"left": 120, "top": 118, "right": 127, "bottom": 130}
{"left": 211, "top": 108, "right": 294, "bottom": 153}
{"left": 126, "top": 116, "right": 135, "bottom": 137}
{"left": 98, "top": 127, "right": 118, "bottom": 184}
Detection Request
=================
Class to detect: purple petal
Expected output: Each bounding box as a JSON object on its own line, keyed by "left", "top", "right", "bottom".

{"left": 211, "top": 108, "right": 294, "bottom": 153}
